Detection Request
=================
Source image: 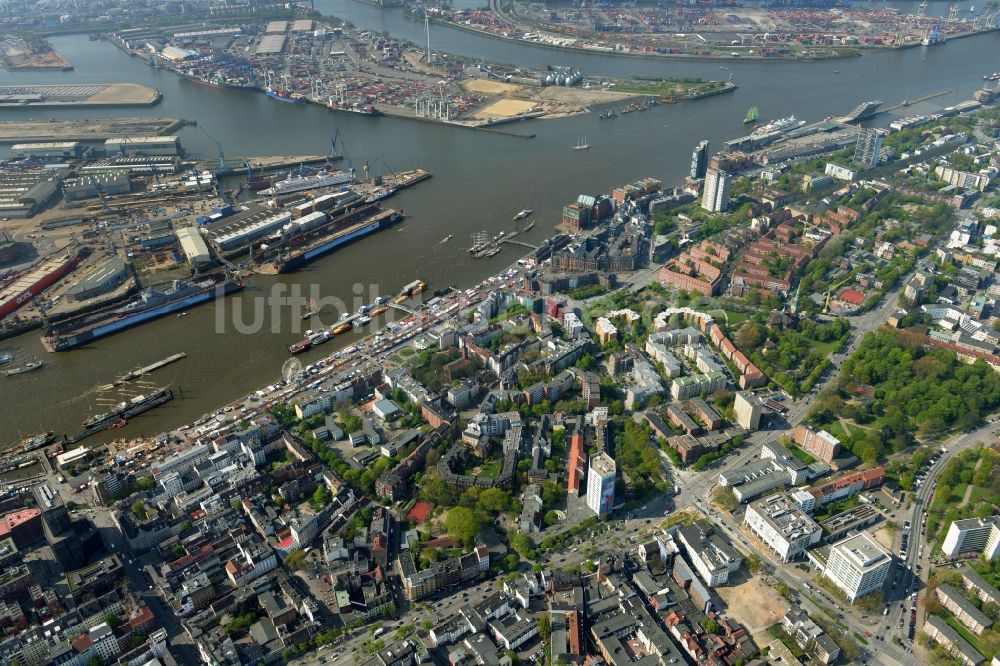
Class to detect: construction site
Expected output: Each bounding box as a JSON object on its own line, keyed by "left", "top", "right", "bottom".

{"left": 0, "top": 36, "right": 73, "bottom": 70}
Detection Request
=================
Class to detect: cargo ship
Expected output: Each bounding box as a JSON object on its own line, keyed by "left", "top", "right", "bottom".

{"left": 266, "top": 88, "right": 304, "bottom": 103}
{"left": 262, "top": 171, "right": 354, "bottom": 197}
{"left": 271, "top": 208, "right": 403, "bottom": 273}
{"left": 0, "top": 250, "right": 84, "bottom": 320}
{"left": 329, "top": 99, "right": 383, "bottom": 116}
{"left": 71, "top": 387, "right": 173, "bottom": 442}
{"left": 42, "top": 272, "right": 244, "bottom": 352}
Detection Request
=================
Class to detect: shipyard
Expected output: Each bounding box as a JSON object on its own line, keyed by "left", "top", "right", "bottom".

{"left": 0, "top": 111, "right": 434, "bottom": 361}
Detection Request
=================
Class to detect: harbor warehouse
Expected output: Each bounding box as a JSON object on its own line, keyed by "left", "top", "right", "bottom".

{"left": 104, "top": 136, "right": 180, "bottom": 156}
{"left": 176, "top": 227, "right": 213, "bottom": 268}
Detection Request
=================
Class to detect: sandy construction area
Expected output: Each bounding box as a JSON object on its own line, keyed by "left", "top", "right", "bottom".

{"left": 91, "top": 83, "right": 160, "bottom": 105}
{"left": 462, "top": 79, "right": 523, "bottom": 95}
{"left": 475, "top": 98, "right": 538, "bottom": 119}
{"left": 715, "top": 575, "right": 789, "bottom": 645}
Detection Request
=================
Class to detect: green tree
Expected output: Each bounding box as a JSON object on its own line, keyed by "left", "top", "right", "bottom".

{"left": 103, "top": 613, "right": 122, "bottom": 629}
{"left": 445, "top": 506, "right": 482, "bottom": 547}
{"left": 544, "top": 510, "right": 561, "bottom": 527}
{"left": 538, "top": 613, "right": 552, "bottom": 640}
{"left": 131, "top": 501, "right": 148, "bottom": 520}
{"left": 478, "top": 488, "right": 512, "bottom": 513}
{"left": 285, "top": 549, "right": 308, "bottom": 571}
{"left": 511, "top": 533, "right": 536, "bottom": 560}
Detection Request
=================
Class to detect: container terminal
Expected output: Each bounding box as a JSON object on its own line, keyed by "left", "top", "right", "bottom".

{"left": 102, "top": 18, "right": 734, "bottom": 129}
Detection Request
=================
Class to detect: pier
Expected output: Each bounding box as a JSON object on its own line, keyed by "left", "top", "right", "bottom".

{"left": 503, "top": 239, "right": 539, "bottom": 250}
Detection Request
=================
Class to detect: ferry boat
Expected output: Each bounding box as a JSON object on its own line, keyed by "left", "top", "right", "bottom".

{"left": 308, "top": 329, "right": 333, "bottom": 346}
{"left": 353, "top": 315, "right": 372, "bottom": 328}
{"left": 3, "top": 360, "right": 43, "bottom": 376}
{"left": 289, "top": 340, "right": 311, "bottom": 354}
{"left": 514, "top": 209, "right": 533, "bottom": 220}
{"left": 985, "top": 72, "right": 1000, "bottom": 81}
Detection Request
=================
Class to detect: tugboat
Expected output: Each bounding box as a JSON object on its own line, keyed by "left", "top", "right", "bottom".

{"left": 301, "top": 299, "right": 321, "bottom": 321}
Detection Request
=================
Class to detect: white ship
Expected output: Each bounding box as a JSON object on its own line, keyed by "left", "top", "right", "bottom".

{"left": 750, "top": 115, "right": 806, "bottom": 137}
{"left": 263, "top": 171, "right": 354, "bottom": 196}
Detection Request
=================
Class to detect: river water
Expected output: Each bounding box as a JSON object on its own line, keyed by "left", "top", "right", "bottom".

{"left": 0, "top": 0, "right": 996, "bottom": 443}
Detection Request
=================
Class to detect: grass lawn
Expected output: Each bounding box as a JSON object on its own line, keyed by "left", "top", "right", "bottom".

{"left": 970, "top": 487, "right": 989, "bottom": 504}
{"left": 845, "top": 423, "right": 869, "bottom": 441}
{"left": 789, "top": 445, "right": 817, "bottom": 465}
{"left": 609, "top": 78, "right": 722, "bottom": 97}
{"left": 717, "top": 309, "right": 750, "bottom": 329}
{"left": 813, "top": 338, "right": 846, "bottom": 358}
{"left": 942, "top": 614, "right": 990, "bottom": 657}
{"left": 950, "top": 483, "right": 970, "bottom": 503}
{"left": 823, "top": 421, "right": 849, "bottom": 442}
{"left": 477, "top": 459, "right": 503, "bottom": 479}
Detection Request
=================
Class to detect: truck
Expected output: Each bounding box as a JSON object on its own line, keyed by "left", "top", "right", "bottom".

{"left": 373, "top": 627, "right": 385, "bottom": 639}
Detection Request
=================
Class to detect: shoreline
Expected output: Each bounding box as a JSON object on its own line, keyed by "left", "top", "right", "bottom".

{"left": 395, "top": 4, "right": 1000, "bottom": 63}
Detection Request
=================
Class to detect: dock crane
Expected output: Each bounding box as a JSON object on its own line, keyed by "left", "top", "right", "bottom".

{"left": 199, "top": 125, "right": 232, "bottom": 175}
{"left": 333, "top": 128, "right": 355, "bottom": 178}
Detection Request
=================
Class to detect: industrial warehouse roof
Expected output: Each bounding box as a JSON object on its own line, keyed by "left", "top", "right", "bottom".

{"left": 67, "top": 257, "right": 128, "bottom": 296}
